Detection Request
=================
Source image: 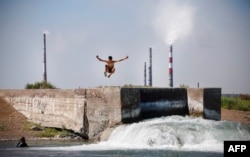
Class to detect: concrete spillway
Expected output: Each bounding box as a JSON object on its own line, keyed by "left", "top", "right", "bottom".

{"left": 0, "top": 87, "right": 221, "bottom": 140}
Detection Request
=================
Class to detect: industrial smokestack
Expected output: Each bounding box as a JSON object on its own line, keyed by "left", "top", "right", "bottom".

{"left": 43, "top": 33, "right": 47, "bottom": 82}
{"left": 144, "top": 62, "right": 147, "bottom": 86}
{"left": 149, "top": 47, "right": 152, "bottom": 86}
{"left": 169, "top": 45, "right": 173, "bottom": 87}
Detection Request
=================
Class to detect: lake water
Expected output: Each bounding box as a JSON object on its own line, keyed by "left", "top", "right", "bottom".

{"left": 1, "top": 116, "right": 249, "bottom": 157}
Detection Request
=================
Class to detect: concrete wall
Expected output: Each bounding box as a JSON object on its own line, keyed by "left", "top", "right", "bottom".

{"left": 121, "top": 88, "right": 189, "bottom": 123}
{"left": 187, "top": 88, "right": 204, "bottom": 115}
{"left": 140, "top": 88, "right": 189, "bottom": 119}
{"left": 0, "top": 87, "right": 221, "bottom": 140}
{"left": 187, "top": 88, "right": 221, "bottom": 120}
{"left": 0, "top": 88, "right": 121, "bottom": 140}
{"left": 203, "top": 88, "right": 221, "bottom": 120}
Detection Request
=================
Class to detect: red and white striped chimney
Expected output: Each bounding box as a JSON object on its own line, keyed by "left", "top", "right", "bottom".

{"left": 169, "top": 45, "right": 173, "bottom": 87}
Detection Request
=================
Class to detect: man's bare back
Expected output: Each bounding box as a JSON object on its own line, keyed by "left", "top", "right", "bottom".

{"left": 96, "top": 55, "right": 128, "bottom": 78}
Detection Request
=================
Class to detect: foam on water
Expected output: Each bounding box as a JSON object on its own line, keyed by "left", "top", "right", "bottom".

{"left": 30, "top": 116, "right": 250, "bottom": 152}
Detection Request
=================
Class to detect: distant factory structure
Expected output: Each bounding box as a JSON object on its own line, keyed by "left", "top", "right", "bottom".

{"left": 43, "top": 33, "right": 47, "bottom": 82}
{"left": 169, "top": 45, "right": 173, "bottom": 87}
{"left": 143, "top": 45, "right": 174, "bottom": 88}
{"left": 148, "top": 47, "right": 152, "bottom": 86}
{"left": 144, "top": 62, "right": 147, "bottom": 86}
{"left": 144, "top": 47, "right": 153, "bottom": 87}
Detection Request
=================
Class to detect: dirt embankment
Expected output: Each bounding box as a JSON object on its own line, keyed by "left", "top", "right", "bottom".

{"left": 221, "top": 108, "right": 250, "bottom": 125}
{"left": 0, "top": 98, "right": 37, "bottom": 140}
{"left": 0, "top": 98, "right": 249, "bottom": 140}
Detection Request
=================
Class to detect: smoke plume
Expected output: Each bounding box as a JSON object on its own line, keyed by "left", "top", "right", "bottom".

{"left": 43, "top": 30, "right": 50, "bottom": 35}
{"left": 153, "top": 1, "right": 196, "bottom": 45}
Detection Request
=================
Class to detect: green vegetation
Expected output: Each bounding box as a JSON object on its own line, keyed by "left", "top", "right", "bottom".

{"left": 96, "top": 84, "right": 153, "bottom": 88}
{"left": 123, "top": 84, "right": 153, "bottom": 88}
{"left": 0, "top": 124, "right": 5, "bottom": 131}
{"left": 24, "top": 121, "right": 42, "bottom": 130}
{"left": 24, "top": 121, "right": 71, "bottom": 138}
{"left": 221, "top": 94, "right": 250, "bottom": 111}
{"left": 37, "top": 128, "right": 71, "bottom": 138}
{"left": 189, "top": 111, "right": 203, "bottom": 117}
{"left": 179, "top": 84, "right": 189, "bottom": 88}
{"left": 25, "top": 81, "right": 56, "bottom": 89}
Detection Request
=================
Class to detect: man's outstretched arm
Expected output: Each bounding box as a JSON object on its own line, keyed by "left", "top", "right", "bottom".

{"left": 116, "top": 56, "right": 129, "bottom": 62}
{"left": 96, "top": 55, "right": 107, "bottom": 62}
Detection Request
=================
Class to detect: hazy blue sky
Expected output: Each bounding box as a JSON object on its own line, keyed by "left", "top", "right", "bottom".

{"left": 0, "top": 0, "right": 249, "bottom": 94}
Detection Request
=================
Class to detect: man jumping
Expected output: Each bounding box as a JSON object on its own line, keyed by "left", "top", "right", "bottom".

{"left": 96, "top": 55, "right": 128, "bottom": 78}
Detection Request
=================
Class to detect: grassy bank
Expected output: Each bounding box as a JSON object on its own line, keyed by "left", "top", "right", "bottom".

{"left": 23, "top": 121, "right": 90, "bottom": 140}
{"left": 24, "top": 121, "right": 73, "bottom": 138}
{"left": 221, "top": 94, "right": 250, "bottom": 111}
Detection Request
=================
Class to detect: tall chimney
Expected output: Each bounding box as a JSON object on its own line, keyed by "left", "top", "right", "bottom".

{"left": 43, "top": 33, "right": 47, "bottom": 82}
{"left": 169, "top": 45, "right": 173, "bottom": 87}
{"left": 149, "top": 47, "right": 152, "bottom": 86}
{"left": 144, "top": 62, "right": 147, "bottom": 86}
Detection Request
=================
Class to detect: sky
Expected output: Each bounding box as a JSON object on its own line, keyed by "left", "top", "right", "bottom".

{"left": 0, "top": 0, "right": 249, "bottom": 94}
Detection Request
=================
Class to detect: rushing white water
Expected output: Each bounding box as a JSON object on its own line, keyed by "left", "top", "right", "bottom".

{"left": 32, "top": 116, "right": 250, "bottom": 152}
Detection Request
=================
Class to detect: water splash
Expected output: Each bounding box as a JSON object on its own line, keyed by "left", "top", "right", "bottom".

{"left": 31, "top": 116, "right": 250, "bottom": 152}
{"left": 103, "top": 116, "right": 249, "bottom": 152}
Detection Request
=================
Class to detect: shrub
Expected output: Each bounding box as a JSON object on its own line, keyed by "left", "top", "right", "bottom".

{"left": 25, "top": 81, "right": 56, "bottom": 89}
{"left": 179, "top": 84, "right": 189, "bottom": 88}
{"left": 37, "top": 128, "right": 59, "bottom": 137}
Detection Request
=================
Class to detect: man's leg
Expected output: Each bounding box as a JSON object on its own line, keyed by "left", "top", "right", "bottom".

{"left": 104, "top": 65, "right": 108, "bottom": 77}
{"left": 108, "top": 68, "right": 115, "bottom": 78}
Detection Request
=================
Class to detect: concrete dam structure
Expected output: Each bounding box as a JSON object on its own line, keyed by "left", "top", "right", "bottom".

{"left": 0, "top": 87, "right": 221, "bottom": 140}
